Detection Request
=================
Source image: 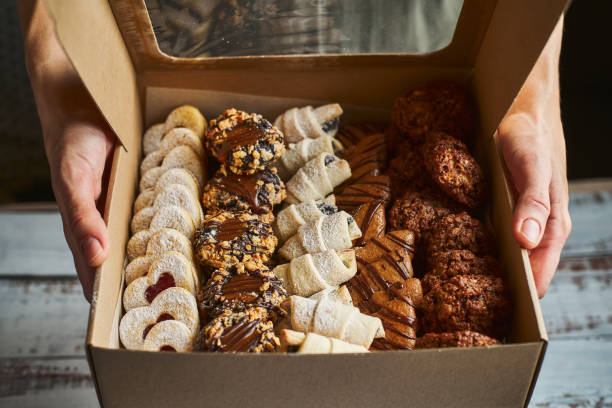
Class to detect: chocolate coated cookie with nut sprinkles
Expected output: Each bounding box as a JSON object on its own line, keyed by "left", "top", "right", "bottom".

{"left": 194, "top": 307, "right": 280, "bottom": 352}
{"left": 207, "top": 108, "right": 285, "bottom": 175}
{"left": 201, "top": 168, "right": 285, "bottom": 223}
{"left": 194, "top": 211, "right": 277, "bottom": 275}
{"left": 197, "top": 262, "right": 287, "bottom": 322}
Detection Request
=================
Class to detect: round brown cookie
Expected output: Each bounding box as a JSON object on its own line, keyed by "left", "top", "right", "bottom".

{"left": 416, "top": 330, "right": 500, "bottom": 349}
{"left": 388, "top": 191, "right": 454, "bottom": 245}
{"left": 427, "top": 249, "right": 501, "bottom": 280}
{"left": 194, "top": 307, "right": 279, "bottom": 352}
{"left": 419, "top": 274, "right": 510, "bottom": 339}
{"left": 201, "top": 168, "right": 285, "bottom": 223}
{"left": 423, "top": 132, "right": 487, "bottom": 209}
{"left": 206, "top": 108, "right": 285, "bottom": 175}
{"left": 197, "top": 263, "right": 286, "bottom": 323}
{"left": 194, "top": 211, "right": 277, "bottom": 274}
{"left": 427, "top": 212, "right": 495, "bottom": 258}
{"left": 391, "top": 81, "right": 474, "bottom": 144}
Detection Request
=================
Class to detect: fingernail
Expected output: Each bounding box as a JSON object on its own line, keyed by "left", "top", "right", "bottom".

{"left": 521, "top": 218, "right": 540, "bottom": 244}
{"left": 82, "top": 237, "right": 102, "bottom": 262}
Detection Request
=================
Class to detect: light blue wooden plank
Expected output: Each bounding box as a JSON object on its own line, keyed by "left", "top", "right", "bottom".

{"left": 563, "top": 190, "right": 612, "bottom": 257}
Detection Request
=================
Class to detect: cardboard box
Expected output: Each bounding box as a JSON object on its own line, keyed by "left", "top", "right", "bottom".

{"left": 44, "top": 0, "right": 569, "bottom": 406}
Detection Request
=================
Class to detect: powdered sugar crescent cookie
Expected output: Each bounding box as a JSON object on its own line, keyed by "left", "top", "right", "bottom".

{"left": 119, "top": 287, "right": 199, "bottom": 350}
{"left": 285, "top": 153, "right": 351, "bottom": 204}
{"left": 140, "top": 167, "right": 166, "bottom": 192}
{"left": 131, "top": 207, "right": 156, "bottom": 235}
{"left": 143, "top": 123, "right": 167, "bottom": 156}
{"left": 161, "top": 145, "right": 206, "bottom": 187}
{"left": 134, "top": 189, "right": 155, "bottom": 214}
{"left": 274, "top": 104, "right": 343, "bottom": 144}
{"left": 159, "top": 127, "right": 205, "bottom": 158}
{"left": 127, "top": 229, "right": 156, "bottom": 261}
{"left": 149, "top": 205, "right": 196, "bottom": 240}
{"left": 140, "top": 149, "right": 165, "bottom": 175}
{"left": 153, "top": 183, "right": 203, "bottom": 226}
{"left": 146, "top": 228, "right": 194, "bottom": 261}
{"left": 165, "top": 105, "right": 206, "bottom": 139}
{"left": 123, "top": 251, "right": 197, "bottom": 311}
{"left": 143, "top": 320, "right": 194, "bottom": 352}
{"left": 273, "top": 195, "right": 337, "bottom": 243}
{"left": 155, "top": 168, "right": 200, "bottom": 202}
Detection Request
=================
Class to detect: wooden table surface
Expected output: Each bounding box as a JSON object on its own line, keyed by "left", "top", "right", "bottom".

{"left": 0, "top": 181, "right": 611, "bottom": 408}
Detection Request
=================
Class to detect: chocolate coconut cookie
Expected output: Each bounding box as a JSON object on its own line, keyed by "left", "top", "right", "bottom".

{"left": 427, "top": 212, "right": 496, "bottom": 258}
{"left": 391, "top": 81, "right": 474, "bottom": 144}
{"left": 206, "top": 108, "right": 285, "bottom": 175}
{"left": 423, "top": 132, "right": 487, "bottom": 210}
{"left": 420, "top": 274, "right": 510, "bottom": 339}
{"left": 194, "top": 211, "right": 277, "bottom": 274}
{"left": 194, "top": 308, "right": 279, "bottom": 352}
{"left": 202, "top": 168, "right": 285, "bottom": 222}
{"left": 416, "top": 330, "right": 500, "bottom": 349}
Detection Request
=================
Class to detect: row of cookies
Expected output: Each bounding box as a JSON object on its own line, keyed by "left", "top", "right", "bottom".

{"left": 119, "top": 106, "right": 208, "bottom": 352}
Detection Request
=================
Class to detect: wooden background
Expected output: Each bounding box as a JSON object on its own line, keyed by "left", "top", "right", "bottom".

{"left": 0, "top": 182, "right": 611, "bottom": 407}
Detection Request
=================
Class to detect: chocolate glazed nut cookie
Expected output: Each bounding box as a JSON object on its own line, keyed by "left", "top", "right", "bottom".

{"left": 194, "top": 307, "right": 280, "bottom": 353}
{"left": 391, "top": 81, "right": 475, "bottom": 144}
{"left": 420, "top": 274, "right": 511, "bottom": 339}
{"left": 197, "top": 263, "right": 287, "bottom": 323}
{"left": 202, "top": 168, "right": 285, "bottom": 222}
{"left": 416, "top": 330, "right": 500, "bottom": 349}
{"left": 423, "top": 132, "right": 487, "bottom": 210}
{"left": 207, "top": 108, "right": 285, "bottom": 175}
{"left": 427, "top": 212, "right": 496, "bottom": 258}
{"left": 194, "top": 211, "right": 277, "bottom": 274}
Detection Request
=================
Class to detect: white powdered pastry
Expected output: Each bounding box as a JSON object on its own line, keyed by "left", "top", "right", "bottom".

{"left": 125, "top": 255, "right": 155, "bottom": 285}
{"left": 119, "top": 287, "right": 198, "bottom": 350}
{"left": 274, "top": 104, "right": 343, "bottom": 144}
{"left": 279, "top": 211, "right": 362, "bottom": 260}
{"left": 161, "top": 145, "right": 206, "bottom": 187}
{"left": 273, "top": 250, "right": 357, "bottom": 297}
{"left": 123, "top": 251, "right": 197, "bottom": 311}
{"left": 140, "top": 167, "right": 166, "bottom": 192}
{"left": 153, "top": 183, "right": 203, "bottom": 226}
{"left": 140, "top": 149, "right": 166, "bottom": 175}
{"left": 127, "top": 229, "right": 156, "bottom": 261}
{"left": 154, "top": 168, "right": 200, "bottom": 201}
{"left": 164, "top": 105, "right": 206, "bottom": 139}
{"left": 274, "top": 135, "right": 336, "bottom": 180}
{"left": 143, "top": 123, "right": 167, "bottom": 156}
{"left": 150, "top": 205, "right": 195, "bottom": 240}
{"left": 146, "top": 228, "right": 194, "bottom": 261}
{"left": 131, "top": 207, "right": 156, "bottom": 235}
{"left": 280, "top": 329, "right": 368, "bottom": 354}
{"left": 159, "top": 127, "right": 205, "bottom": 158}
{"left": 143, "top": 320, "right": 194, "bottom": 352}
{"left": 285, "top": 153, "right": 351, "bottom": 204}
{"left": 274, "top": 195, "right": 337, "bottom": 243}
{"left": 309, "top": 286, "right": 353, "bottom": 306}
{"left": 289, "top": 295, "right": 384, "bottom": 349}
{"left": 134, "top": 189, "right": 156, "bottom": 214}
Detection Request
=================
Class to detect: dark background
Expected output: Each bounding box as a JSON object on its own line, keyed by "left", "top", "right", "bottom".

{"left": 1, "top": 1, "right": 610, "bottom": 204}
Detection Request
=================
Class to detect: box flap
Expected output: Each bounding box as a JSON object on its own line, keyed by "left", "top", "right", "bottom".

{"left": 43, "top": 0, "right": 141, "bottom": 152}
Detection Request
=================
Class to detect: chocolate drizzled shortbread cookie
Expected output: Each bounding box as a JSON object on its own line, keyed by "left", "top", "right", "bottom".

{"left": 392, "top": 82, "right": 474, "bottom": 144}
{"left": 202, "top": 168, "right": 285, "bottom": 222}
{"left": 335, "top": 122, "right": 387, "bottom": 150}
{"left": 355, "top": 229, "right": 415, "bottom": 263}
{"left": 423, "top": 132, "right": 487, "bottom": 210}
{"left": 195, "top": 307, "right": 279, "bottom": 352}
{"left": 197, "top": 263, "right": 286, "bottom": 322}
{"left": 420, "top": 274, "right": 511, "bottom": 339}
{"left": 341, "top": 133, "right": 387, "bottom": 181}
{"left": 352, "top": 200, "right": 386, "bottom": 247}
{"left": 416, "top": 330, "right": 500, "bottom": 349}
{"left": 194, "top": 211, "right": 277, "bottom": 274}
{"left": 427, "top": 212, "right": 496, "bottom": 258}
{"left": 207, "top": 108, "right": 285, "bottom": 175}
{"left": 335, "top": 175, "right": 392, "bottom": 214}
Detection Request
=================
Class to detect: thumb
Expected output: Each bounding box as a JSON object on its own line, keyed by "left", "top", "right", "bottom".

{"left": 498, "top": 113, "right": 552, "bottom": 249}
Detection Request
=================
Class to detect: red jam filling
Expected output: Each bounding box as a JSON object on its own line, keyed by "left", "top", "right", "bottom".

{"left": 141, "top": 313, "right": 175, "bottom": 340}
{"left": 145, "top": 273, "right": 176, "bottom": 303}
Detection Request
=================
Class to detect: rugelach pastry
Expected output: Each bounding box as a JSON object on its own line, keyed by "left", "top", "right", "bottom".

{"left": 119, "top": 287, "right": 199, "bottom": 351}
{"left": 206, "top": 108, "right": 285, "bottom": 175}
{"left": 274, "top": 104, "right": 343, "bottom": 144}
{"left": 285, "top": 153, "right": 351, "bottom": 204}
{"left": 279, "top": 211, "right": 362, "bottom": 260}
{"left": 351, "top": 200, "right": 386, "bottom": 247}
{"left": 201, "top": 168, "right": 285, "bottom": 222}
{"left": 416, "top": 330, "right": 500, "bottom": 349}
{"left": 195, "top": 307, "right": 279, "bottom": 352}
{"left": 340, "top": 133, "right": 387, "bottom": 181}
{"left": 197, "top": 263, "right": 286, "bottom": 322}
{"left": 274, "top": 134, "right": 337, "bottom": 180}
{"left": 427, "top": 212, "right": 496, "bottom": 258}
{"left": 335, "top": 175, "right": 391, "bottom": 214}
{"left": 273, "top": 249, "right": 357, "bottom": 297}
{"left": 280, "top": 330, "right": 368, "bottom": 354}
{"left": 287, "top": 295, "right": 384, "bottom": 348}
{"left": 273, "top": 195, "right": 338, "bottom": 243}
{"left": 309, "top": 285, "right": 353, "bottom": 305}
{"left": 391, "top": 82, "right": 474, "bottom": 144}
{"left": 423, "top": 132, "right": 487, "bottom": 209}
{"left": 335, "top": 122, "right": 387, "bottom": 150}
{"left": 194, "top": 211, "right": 277, "bottom": 272}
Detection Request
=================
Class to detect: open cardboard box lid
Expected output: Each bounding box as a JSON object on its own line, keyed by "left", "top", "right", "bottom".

{"left": 42, "top": 1, "right": 569, "bottom": 407}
